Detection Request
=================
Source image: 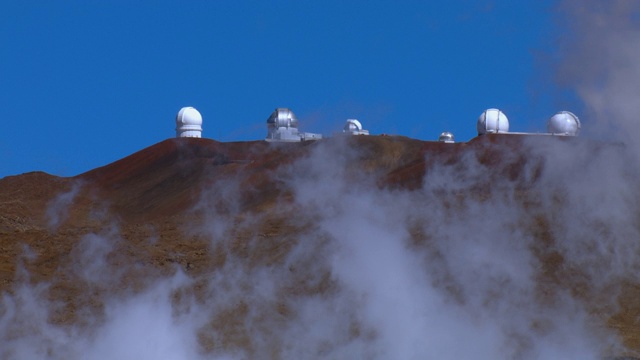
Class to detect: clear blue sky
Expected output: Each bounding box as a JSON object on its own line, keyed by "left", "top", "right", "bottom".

{"left": 1, "top": 0, "right": 573, "bottom": 177}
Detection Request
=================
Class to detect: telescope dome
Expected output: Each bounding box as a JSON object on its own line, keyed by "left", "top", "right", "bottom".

{"left": 477, "top": 108, "right": 509, "bottom": 135}
{"left": 547, "top": 111, "right": 581, "bottom": 136}
{"left": 438, "top": 131, "right": 455, "bottom": 143}
{"left": 176, "top": 107, "right": 203, "bottom": 138}
{"left": 343, "top": 118, "right": 369, "bottom": 135}
{"left": 344, "top": 119, "right": 362, "bottom": 132}
{"left": 267, "top": 108, "right": 298, "bottom": 129}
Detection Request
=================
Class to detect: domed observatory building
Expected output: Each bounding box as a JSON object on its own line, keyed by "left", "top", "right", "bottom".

{"left": 343, "top": 119, "right": 369, "bottom": 135}
{"left": 176, "top": 106, "right": 203, "bottom": 138}
{"left": 438, "top": 131, "right": 455, "bottom": 143}
{"left": 547, "top": 111, "right": 581, "bottom": 136}
{"left": 477, "top": 108, "right": 509, "bottom": 135}
{"left": 265, "top": 108, "right": 322, "bottom": 142}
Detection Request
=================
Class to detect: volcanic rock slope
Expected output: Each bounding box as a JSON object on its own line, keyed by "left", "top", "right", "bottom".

{"left": 1, "top": 135, "right": 640, "bottom": 358}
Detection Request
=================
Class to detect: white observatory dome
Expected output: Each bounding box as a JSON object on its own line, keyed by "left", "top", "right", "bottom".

{"left": 267, "top": 108, "right": 299, "bottom": 129}
{"left": 477, "top": 108, "right": 509, "bottom": 135}
{"left": 547, "top": 111, "right": 581, "bottom": 136}
{"left": 176, "top": 106, "right": 203, "bottom": 138}
{"left": 343, "top": 119, "right": 369, "bottom": 135}
{"left": 345, "top": 119, "right": 362, "bottom": 132}
{"left": 438, "top": 131, "right": 455, "bottom": 143}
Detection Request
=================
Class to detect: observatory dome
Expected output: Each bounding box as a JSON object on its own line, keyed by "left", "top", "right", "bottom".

{"left": 267, "top": 108, "right": 298, "bottom": 129}
{"left": 265, "top": 108, "right": 320, "bottom": 142}
{"left": 343, "top": 119, "right": 369, "bottom": 135}
{"left": 547, "top": 111, "right": 581, "bottom": 136}
{"left": 438, "top": 131, "right": 455, "bottom": 143}
{"left": 477, "top": 108, "right": 509, "bottom": 135}
{"left": 176, "top": 107, "right": 203, "bottom": 138}
{"left": 345, "top": 119, "right": 362, "bottom": 132}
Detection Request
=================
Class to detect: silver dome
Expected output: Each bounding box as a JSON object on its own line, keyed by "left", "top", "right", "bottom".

{"left": 438, "top": 131, "right": 455, "bottom": 143}
{"left": 267, "top": 108, "right": 298, "bottom": 129}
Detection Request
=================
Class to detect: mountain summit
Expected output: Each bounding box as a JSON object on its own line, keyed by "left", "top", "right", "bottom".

{"left": 1, "top": 135, "right": 639, "bottom": 359}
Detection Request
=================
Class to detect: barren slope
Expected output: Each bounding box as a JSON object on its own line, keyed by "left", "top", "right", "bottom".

{"left": 1, "top": 135, "right": 639, "bottom": 358}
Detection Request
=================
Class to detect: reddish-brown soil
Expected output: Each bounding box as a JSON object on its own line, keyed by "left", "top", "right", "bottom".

{"left": 1, "top": 135, "right": 639, "bottom": 357}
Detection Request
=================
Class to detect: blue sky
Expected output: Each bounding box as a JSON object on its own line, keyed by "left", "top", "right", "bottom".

{"left": 1, "top": 0, "right": 574, "bottom": 177}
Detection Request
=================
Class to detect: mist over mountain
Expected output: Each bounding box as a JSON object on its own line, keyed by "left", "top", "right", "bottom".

{"left": 1, "top": 134, "right": 639, "bottom": 359}
{"left": 3, "top": 0, "right": 640, "bottom": 358}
